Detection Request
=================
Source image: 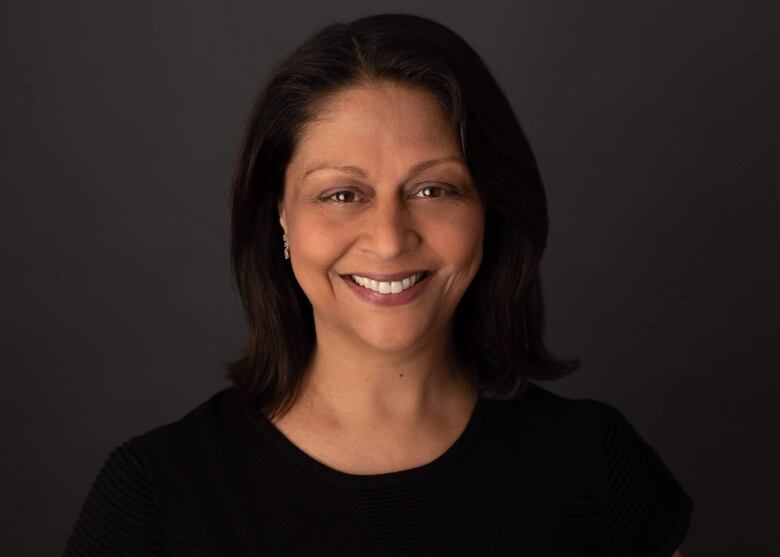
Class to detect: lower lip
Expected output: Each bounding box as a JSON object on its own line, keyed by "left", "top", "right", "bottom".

{"left": 340, "top": 273, "right": 434, "bottom": 306}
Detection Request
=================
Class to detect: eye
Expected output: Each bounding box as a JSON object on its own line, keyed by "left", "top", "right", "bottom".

{"left": 324, "top": 190, "right": 362, "bottom": 203}
{"left": 413, "top": 184, "right": 450, "bottom": 199}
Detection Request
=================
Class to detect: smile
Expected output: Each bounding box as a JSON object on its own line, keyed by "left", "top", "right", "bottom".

{"left": 349, "top": 271, "right": 428, "bottom": 294}
{"left": 339, "top": 271, "right": 434, "bottom": 306}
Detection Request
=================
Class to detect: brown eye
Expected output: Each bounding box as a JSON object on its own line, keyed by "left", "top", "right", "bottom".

{"left": 327, "top": 190, "right": 359, "bottom": 203}
{"left": 414, "top": 185, "right": 448, "bottom": 198}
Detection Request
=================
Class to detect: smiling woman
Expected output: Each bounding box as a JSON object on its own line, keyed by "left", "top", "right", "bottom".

{"left": 276, "top": 82, "right": 486, "bottom": 393}
{"left": 64, "top": 12, "right": 693, "bottom": 556}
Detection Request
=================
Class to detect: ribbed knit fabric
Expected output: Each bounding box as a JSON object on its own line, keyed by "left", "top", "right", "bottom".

{"left": 64, "top": 443, "right": 161, "bottom": 556}
{"left": 63, "top": 382, "right": 693, "bottom": 556}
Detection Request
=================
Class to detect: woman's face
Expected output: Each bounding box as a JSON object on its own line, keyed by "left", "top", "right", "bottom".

{"left": 279, "top": 80, "right": 485, "bottom": 354}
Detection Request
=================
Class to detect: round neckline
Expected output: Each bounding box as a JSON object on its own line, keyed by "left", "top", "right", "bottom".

{"left": 237, "top": 393, "right": 485, "bottom": 490}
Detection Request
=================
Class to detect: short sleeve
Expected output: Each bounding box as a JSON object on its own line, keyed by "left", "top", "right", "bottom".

{"left": 63, "top": 440, "right": 162, "bottom": 556}
{"left": 599, "top": 404, "right": 694, "bottom": 557}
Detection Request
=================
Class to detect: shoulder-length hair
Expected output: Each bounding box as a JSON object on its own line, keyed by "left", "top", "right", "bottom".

{"left": 226, "top": 13, "right": 579, "bottom": 419}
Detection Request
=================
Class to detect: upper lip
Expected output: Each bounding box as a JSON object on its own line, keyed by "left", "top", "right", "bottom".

{"left": 341, "top": 270, "right": 431, "bottom": 281}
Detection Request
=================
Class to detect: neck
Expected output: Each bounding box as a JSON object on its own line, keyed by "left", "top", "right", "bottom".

{"left": 290, "top": 321, "right": 477, "bottom": 430}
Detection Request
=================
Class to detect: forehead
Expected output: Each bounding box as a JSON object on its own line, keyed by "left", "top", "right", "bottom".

{"left": 288, "top": 82, "right": 461, "bottom": 178}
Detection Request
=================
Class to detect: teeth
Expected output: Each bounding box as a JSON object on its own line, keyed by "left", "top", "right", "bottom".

{"left": 351, "top": 272, "right": 425, "bottom": 294}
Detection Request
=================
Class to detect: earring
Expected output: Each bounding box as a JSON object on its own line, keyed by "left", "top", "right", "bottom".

{"left": 283, "top": 233, "right": 289, "bottom": 260}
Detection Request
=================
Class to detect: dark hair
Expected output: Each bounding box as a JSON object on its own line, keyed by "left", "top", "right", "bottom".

{"left": 226, "top": 13, "right": 579, "bottom": 419}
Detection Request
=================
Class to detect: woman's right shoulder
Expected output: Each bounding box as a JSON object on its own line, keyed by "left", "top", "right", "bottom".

{"left": 64, "top": 387, "right": 238, "bottom": 556}
{"left": 64, "top": 428, "right": 163, "bottom": 555}
{"left": 126, "top": 386, "right": 236, "bottom": 460}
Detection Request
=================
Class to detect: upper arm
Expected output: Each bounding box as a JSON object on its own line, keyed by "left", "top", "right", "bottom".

{"left": 64, "top": 441, "right": 161, "bottom": 556}
{"left": 597, "top": 402, "right": 694, "bottom": 556}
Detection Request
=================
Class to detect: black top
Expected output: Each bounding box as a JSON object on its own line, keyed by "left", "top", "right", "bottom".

{"left": 63, "top": 382, "right": 693, "bottom": 556}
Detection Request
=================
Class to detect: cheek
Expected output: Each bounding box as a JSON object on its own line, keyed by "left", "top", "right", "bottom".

{"left": 429, "top": 206, "right": 485, "bottom": 273}
{"left": 289, "top": 217, "right": 349, "bottom": 278}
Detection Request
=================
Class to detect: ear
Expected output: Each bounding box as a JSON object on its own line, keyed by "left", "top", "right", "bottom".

{"left": 278, "top": 200, "right": 287, "bottom": 234}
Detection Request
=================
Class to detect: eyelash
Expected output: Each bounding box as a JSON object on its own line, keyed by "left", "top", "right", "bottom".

{"left": 322, "top": 185, "right": 454, "bottom": 204}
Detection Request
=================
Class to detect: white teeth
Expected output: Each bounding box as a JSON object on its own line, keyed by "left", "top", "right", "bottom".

{"left": 350, "top": 272, "right": 425, "bottom": 294}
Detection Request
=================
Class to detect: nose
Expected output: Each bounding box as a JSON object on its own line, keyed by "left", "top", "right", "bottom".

{"left": 363, "top": 195, "right": 420, "bottom": 259}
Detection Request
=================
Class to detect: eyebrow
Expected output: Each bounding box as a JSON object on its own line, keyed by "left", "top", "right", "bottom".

{"left": 302, "top": 155, "right": 466, "bottom": 181}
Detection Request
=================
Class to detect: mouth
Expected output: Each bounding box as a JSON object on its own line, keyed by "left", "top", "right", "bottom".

{"left": 340, "top": 270, "right": 432, "bottom": 295}
{"left": 339, "top": 270, "right": 434, "bottom": 305}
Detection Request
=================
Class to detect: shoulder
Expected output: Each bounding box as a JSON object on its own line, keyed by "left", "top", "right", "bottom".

{"left": 125, "top": 386, "right": 234, "bottom": 459}
{"left": 64, "top": 388, "right": 236, "bottom": 555}
{"left": 488, "top": 382, "right": 679, "bottom": 457}
{"left": 492, "top": 380, "right": 611, "bottom": 418}
{"left": 477, "top": 382, "right": 618, "bottom": 493}
{"left": 591, "top": 398, "right": 694, "bottom": 557}
{"left": 64, "top": 430, "right": 161, "bottom": 554}
{"left": 482, "top": 381, "right": 615, "bottom": 444}
{"left": 115, "top": 386, "right": 249, "bottom": 509}
{"left": 486, "top": 382, "right": 694, "bottom": 556}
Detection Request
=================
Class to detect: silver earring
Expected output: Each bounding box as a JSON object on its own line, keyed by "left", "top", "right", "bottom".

{"left": 283, "top": 233, "right": 289, "bottom": 260}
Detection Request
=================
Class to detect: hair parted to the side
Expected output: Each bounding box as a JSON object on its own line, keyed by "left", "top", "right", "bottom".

{"left": 226, "top": 12, "right": 579, "bottom": 419}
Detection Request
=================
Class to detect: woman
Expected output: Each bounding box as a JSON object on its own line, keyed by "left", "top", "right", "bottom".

{"left": 64, "top": 13, "right": 693, "bottom": 556}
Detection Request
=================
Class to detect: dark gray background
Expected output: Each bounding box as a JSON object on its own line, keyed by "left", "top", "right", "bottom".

{"left": 1, "top": 0, "right": 777, "bottom": 554}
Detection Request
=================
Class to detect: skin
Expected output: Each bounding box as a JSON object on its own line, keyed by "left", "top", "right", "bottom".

{"left": 275, "top": 79, "right": 485, "bottom": 474}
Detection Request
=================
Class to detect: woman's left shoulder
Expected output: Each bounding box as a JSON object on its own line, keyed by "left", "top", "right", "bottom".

{"left": 503, "top": 382, "right": 675, "bottom": 446}
{"left": 516, "top": 383, "right": 695, "bottom": 556}
{"left": 491, "top": 381, "right": 615, "bottom": 435}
